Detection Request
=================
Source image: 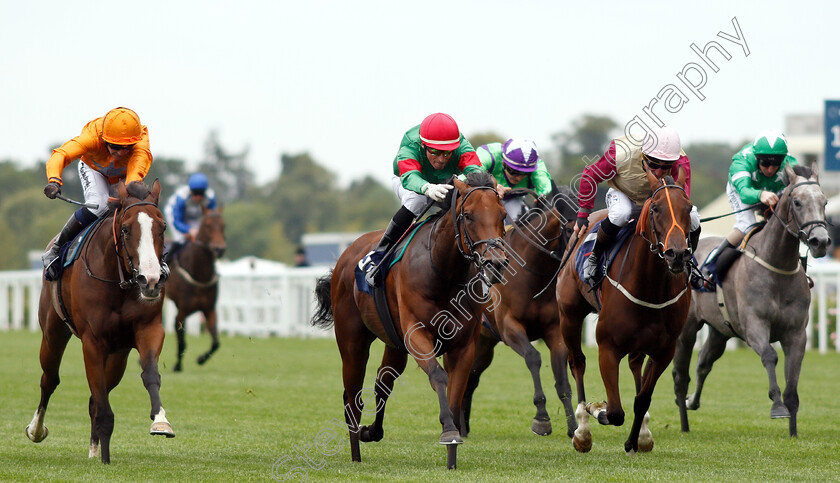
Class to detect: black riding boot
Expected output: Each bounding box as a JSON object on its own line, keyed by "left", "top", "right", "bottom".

{"left": 699, "top": 239, "right": 737, "bottom": 287}
{"left": 582, "top": 218, "right": 620, "bottom": 285}
{"left": 363, "top": 206, "right": 416, "bottom": 286}
{"left": 689, "top": 227, "right": 701, "bottom": 254}
{"left": 42, "top": 213, "right": 88, "bottom": 281}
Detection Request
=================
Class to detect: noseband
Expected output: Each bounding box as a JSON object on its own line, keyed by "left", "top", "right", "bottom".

{"left": 449, "top": 185, "right": 505, "bottom": 282}
{"left": 771, "top": 180, "right": 828, "bottom": 244}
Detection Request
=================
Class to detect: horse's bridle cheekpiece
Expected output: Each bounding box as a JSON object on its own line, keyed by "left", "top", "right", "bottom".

{"left": 450, "top": 185, "right": 505, "bottom": 286}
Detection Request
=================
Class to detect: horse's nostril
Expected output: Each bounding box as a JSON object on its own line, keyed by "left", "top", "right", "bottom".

{"left": 136, "top": 275, "right": 147, "bottom": 286}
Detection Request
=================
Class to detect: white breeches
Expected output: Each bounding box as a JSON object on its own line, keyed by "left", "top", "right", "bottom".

{"left": 605, "top": 188, "right": 700, "bottom": 231}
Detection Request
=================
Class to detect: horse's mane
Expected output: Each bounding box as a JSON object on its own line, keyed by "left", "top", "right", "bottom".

{"left": 126, "top": 181, "right": 152, "bottom": 201}
{"left": 516, "top": 185, "right": 578, "bottom": 227}
{"left": 465, "top": 170, "right": 495, "bottom": 188}
{"left": 791, "top": 165, "right": 812, "bottom": 179}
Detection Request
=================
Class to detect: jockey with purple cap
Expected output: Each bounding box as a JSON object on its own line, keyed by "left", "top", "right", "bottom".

{"left": 477, "top": 137, "right": 553, "bottom": 224}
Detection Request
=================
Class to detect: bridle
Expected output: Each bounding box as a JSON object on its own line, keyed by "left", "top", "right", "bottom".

{"left": 769, "top": 180, "right": 828, "bottom": 245}
{"left": 448, "top": 185, "right": 506, "bottom": 284}
{"left": 113, "top": 201, "right": 161, "bottom": 289}
{"left": 638, "top": 180, "right": 690, "bottom": 259}
{"left": 81, "top": 201, "right": 162, "bottom": 289}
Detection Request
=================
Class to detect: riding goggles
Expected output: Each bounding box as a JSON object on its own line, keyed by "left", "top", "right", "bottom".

{"left": 756, "top": 154, "right": 785, "bottom": 168}
{"left": 425, "top": 147, "right": 453, "bottom": 156}
{"left": 642, "top": 152, "right": 675, "bottom": 171}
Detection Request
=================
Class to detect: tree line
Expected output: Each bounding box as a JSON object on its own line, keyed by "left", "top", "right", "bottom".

{"left": 0, "top": 116, "right": 742, "bottom": 270}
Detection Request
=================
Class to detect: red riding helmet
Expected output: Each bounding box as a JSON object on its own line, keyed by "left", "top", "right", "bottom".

{"left": 419, "top": 113, "right": 461, "bottom": 151}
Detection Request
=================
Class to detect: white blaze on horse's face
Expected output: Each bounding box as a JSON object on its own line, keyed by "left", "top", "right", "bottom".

{"left": 136, "top": 212, "right": 162, "bottom": 289}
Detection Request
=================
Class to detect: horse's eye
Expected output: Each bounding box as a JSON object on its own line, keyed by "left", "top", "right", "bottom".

{"left": 651, "top": 204, "right": 659, "bottom": 213}
{"left": 793, "top": 198, "right": 802, "bottom": 208}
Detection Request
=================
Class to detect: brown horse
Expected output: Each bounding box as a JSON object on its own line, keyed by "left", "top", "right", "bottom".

{"left": 558, "top": 169, "right": 693, "bottom": 454}
{"left": 26, "top": 180, "right": 173, "bottom": 464}
{"left": 311, "top": 172, "right": 508, "bottom": 469}
{"left": 166, "top": 206, "right": 226, "bottom": 372}
{"left": 463, "top": 187, "right": 579, "bottom": 438}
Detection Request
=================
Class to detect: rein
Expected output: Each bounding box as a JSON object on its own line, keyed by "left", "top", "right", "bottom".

{"left": 450, "top": 185, "right": 506, "bottom": 286}
{"left": 742, "top": 179, "right": 827, "bottom": 275}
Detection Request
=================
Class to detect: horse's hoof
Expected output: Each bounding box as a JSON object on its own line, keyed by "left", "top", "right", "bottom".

{"left": 25, "top": 424, "right": 48, "bottom": 443}
{"left": 439, "top": 430, "right": 463, "bottom": 445}
{"left": 89, "top": 442, "right": 100, "bottom": 459}
{"left": 197, "top": 355, "right": 208, "bottom": 365}
{"left": 771, "top": 403, "right": 791, "bottom": 419}
{"left": 173, "top": 363, "right": 182, "bottom": 373}
{"left": 572, "top": 434, "right": 592, "bottom": 453}
{"left": 531, "top": 418, "right": 552, "bottom": 436}
{"left": 150, "top": 421, "right": 176, "bottom": 438}
{"left": 360, "top": 425, "right": 383, "bottom": 442}
{"left": 686, "top": 395, "right": 699, "bottom": 411}
{"left": 638, "top": 437, "right": 654, "bottom": 453}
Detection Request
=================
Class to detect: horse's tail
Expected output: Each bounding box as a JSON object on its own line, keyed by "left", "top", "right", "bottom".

{"left": 310, "top": 271, "right": 334, "bottom": 329}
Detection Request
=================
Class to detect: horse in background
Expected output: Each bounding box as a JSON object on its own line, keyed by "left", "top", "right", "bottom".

{"left": 557, "top": 169, "right": 693, "bottom": 454}
{"left": 311, "top": 172, "right": 508, "bottom": 469}
{"left": 673, "top": 164, "right": 830, "bottom": 437}
{"left": 26, "top": 180, "right": 173, "bottom": 464}
{"left": 165, "top": 205, "right": 226, "bottom": 372}
{"left": 463, "top": 186, "right": 579, "bottom": 439}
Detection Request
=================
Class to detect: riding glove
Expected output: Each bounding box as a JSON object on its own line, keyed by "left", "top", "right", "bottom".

{"left": 422, "top": 183, "right": 453, "bottom": 202}
{"left": 44, "top": 182, "right": 61, "bottom": 199}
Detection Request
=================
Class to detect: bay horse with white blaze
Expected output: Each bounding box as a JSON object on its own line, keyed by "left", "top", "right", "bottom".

{"left": 166, "top": 205, "right": 226, "bottom": 372}
{"left": 311, "top": 172, "right": 508, "bottom": 469}
{"left": 673, "top": 164, "right": 829, "bottom": 437}
{"left": 26, "top": 180, "right": 174, "bottom": 464}
{"left": 463, "top": 187, "right": 579, "bottom": 439}
{"left": 557, "top": 168, "right": 693, "bottom": 454}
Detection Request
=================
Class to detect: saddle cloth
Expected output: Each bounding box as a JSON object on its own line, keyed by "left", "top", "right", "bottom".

{"left": 354, "top": 218, "right": 432, "bottom": 295}
{"left": 574, "top": 219, "right": 636, "bottom": 288}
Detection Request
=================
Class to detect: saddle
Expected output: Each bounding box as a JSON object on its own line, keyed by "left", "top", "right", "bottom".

{"left": 574, "top": 220, "right": 636, "bottom": 289}
{"left": 694, "top": 224, "right": 764, "bottom": 292}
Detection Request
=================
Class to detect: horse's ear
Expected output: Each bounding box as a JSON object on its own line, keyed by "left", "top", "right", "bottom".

{"left": 810, "top": 161, "right": 820, "bottom": 182}
{"left": 452, "top": 177, "right": 467, "bottom": 194}
{"left": 645, "top": 167, "right": 660, "bottom": 190}
{"left": 150, "top": 178, "right": 161, "bottom": 204}
{"left": 117, "top": 180, "right": 129, "bottom": 202}
{"left": 676, "top": 166, "right": 687, "bottom": 188}
{"left": 783, "top": 164, "right": 797, "bottom": 185}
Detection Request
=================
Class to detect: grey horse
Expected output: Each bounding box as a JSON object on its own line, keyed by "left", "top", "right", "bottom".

{"left": 672, "top": 164, "right": 830, "bottom": 437}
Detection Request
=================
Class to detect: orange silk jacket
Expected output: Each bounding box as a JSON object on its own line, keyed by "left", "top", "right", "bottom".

{"left": 46, "top": 117, "right": 152, "bottom": 185}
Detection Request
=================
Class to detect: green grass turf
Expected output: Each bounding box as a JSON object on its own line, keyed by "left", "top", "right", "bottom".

{"left": 2, "top": 329, "right": 839, "bottom": 482}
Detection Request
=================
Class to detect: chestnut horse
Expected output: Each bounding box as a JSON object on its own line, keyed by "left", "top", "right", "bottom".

{"left": 463, "top": 187, "right": 579, "bottom": 438}
{"left": 558, "top": 169, "right": 693, "bottom": 454}
{"left": 166, "top": 206, "right": 226, "bottom": 372}
{"left": 26, "top": 180, "right": 173, "bottom": 464}
{"left": 311, "top": 172, "right": 508, "bottom": 469}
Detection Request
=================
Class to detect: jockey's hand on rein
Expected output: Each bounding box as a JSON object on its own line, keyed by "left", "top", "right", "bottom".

{"left": 422, "top": 183, "right": 453, "bottom": 202}
{"left": 44, "top": 182, "right": 61, "bottom": 199}
{"left": 574, "top": 217, "right": 589, "bottom": 237}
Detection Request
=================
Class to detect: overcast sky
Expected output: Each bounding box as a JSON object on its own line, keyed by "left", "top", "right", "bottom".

{"left": 1, "top": 0, "right": 836, "bottom": 187}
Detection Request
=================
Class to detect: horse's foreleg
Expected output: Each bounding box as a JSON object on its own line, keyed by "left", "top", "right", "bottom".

{"left": 360, "top": 346, "right": 408, "bottom": 443}
{"left": 596, "top": 344, "right": 625, "bottom": 427}
{"left": 173, "top": 312, "right": 187, "bottom": 372}
{"left": 503, "top": 321, "right": 552, "bottom": 436}
{"left": 687, "top": 326, "right": 729, "bottom": 411}
{"left": 625, "top": 353, "right": 671, "bottom": 454}
{"left": 672, "top": 317, "right": 701, "bottom": 432}
{"left": 746, "top": 328, "right": 789, "bottom": 420}
{"left": 628, "top": 352, "right": 645, "bottom": 394}
{"left": 780, "top": 330, "right": 806, "bottom": 437}
{"left": 89, "top": 350, "right": 130, "bottom": 458}
{"left": 405, "top": 328, "right": 460, "bottom": 445}
{"left": 463, "top": 334, "right": 497, "bottom": 437}
{"left": 136, "top": 321, "right": 175, "bottom": 439}
{"left": 81, "top": 339, "right": 114, "bottom": 463}
{"left": 197, "top": 309, "right": 219, "bottom": 365}
{"left": 26, "top": 316, "right": 72, "bottom": 444}
{"left": 544, "top": 327, "right": 577, "bottom": 439}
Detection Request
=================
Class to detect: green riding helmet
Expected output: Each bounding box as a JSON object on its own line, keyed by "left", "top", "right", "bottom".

{"left": 752, "top": 129, "right": 789, "bottom": 156}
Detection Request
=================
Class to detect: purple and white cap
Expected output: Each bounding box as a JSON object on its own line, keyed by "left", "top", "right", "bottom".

{"left": 502, "top": 137, "right": 540, "bottom": 173}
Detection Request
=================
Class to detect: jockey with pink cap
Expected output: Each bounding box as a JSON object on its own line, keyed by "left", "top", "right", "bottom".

{"left": 572, "top": 126, "right": 702, "bottom": 286}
